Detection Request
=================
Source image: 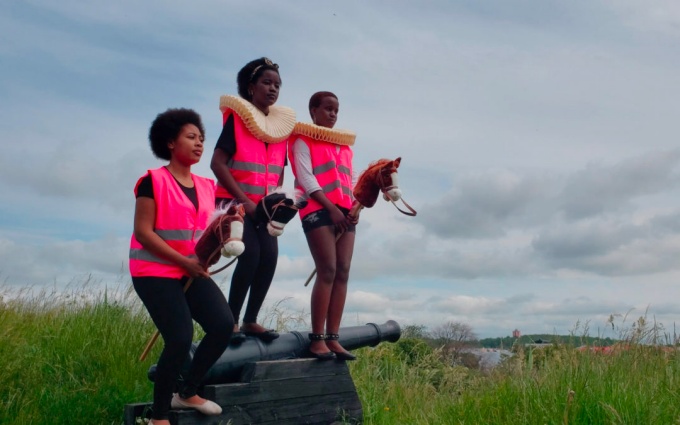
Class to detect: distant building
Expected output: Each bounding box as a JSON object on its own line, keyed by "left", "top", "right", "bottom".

{"left": 512, "top": 329, "right": 521, "bottom": 338}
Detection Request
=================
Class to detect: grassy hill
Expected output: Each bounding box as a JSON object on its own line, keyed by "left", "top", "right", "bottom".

{"left": 3, "top": 283, "right": 680, "bottom": 424}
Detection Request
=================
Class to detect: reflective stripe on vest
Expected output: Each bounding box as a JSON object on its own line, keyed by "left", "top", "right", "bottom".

{"left": 129, "top": 248, "right": 199, "bottom": 264}
{"left": 129, "top": 167, "right": 215, "bottom": 278}
{"left": 216, "top": 110, "right": 287, "bottom": 202}
{"left": 289, "top": 135, "right": 353, "bottom": 218}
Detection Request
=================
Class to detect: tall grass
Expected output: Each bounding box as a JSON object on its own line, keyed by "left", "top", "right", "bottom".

{"left": 3, "top": 283, "right": 680, "bottom": 424}
{"left": 351, "top": 328, "right": 680, "bottom": 424}
{"left": 0, "top": 282, "right": 159, "bottom": 425}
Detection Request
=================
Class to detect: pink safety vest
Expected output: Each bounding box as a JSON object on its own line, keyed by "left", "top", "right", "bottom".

{"left": 289, "top": 135, "right": 353, "bottom": 219}
{"left": 129, "top": 167, "right": 215, "bottom": 278}
{"left": 215, "top": 110, "right": 287, "bottom": 202}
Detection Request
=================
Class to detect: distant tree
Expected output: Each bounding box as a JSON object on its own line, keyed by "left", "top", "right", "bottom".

{"left": 430, "top": 321, "right": 478, "bottom": 364}
{"left": 430, "top": 321, "right": 477, "bottom": 347}
{"left": 479, "top": 336, "right": 518, "bottom": 349}
{"left": 478, "top": 334, "right": 618, "bottom": 349}
{"left": 401, "top": 324, "right": 428, "bottom": 339}
{"left": 458, "top": 351, "right": 481, "bottom": 369}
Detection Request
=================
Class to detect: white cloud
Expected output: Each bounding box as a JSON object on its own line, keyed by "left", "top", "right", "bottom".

{"left": 0, "top": 234, "right": 129, "bottom": 285}
{"left": 4, "top": 1, "right": 680, "bottom": 338}
{"left": 605, "top": 0, "right": 680, "bottom": 37}
{"left": 559, "top": 150, "right": 680, "bottom": 220}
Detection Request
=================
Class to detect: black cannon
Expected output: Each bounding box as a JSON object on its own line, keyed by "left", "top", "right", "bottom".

{"left": 148, "top": 320, "right": 400, "bottom": 384}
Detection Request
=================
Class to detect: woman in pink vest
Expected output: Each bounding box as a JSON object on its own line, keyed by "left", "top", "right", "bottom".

{"left": 210, "top": 57, "right": 295, "bottom": 343}
{"left": 289, "top": 92, "right": 358, "bottom": 360}
{"left": 130, "top": 109, "right": 233, "bottom": 425}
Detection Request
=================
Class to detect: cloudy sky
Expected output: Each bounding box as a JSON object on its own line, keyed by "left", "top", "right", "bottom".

{"left": 3, "top": 0, "right": 680, "bottom": 338}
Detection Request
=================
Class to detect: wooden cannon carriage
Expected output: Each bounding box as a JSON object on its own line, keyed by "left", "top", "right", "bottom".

{"left": 124, "top": 320, "right": 401, "bottom": 425}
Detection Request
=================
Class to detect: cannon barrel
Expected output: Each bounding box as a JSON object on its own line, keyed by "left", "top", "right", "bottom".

{"left": 148, "top": 320, "right": 400, "bottom": 385}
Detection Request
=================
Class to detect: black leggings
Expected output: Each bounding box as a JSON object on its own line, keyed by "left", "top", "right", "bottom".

{"left": 133, "top": 276, "right": 234, "bottom": 420}
{"left": 229, "top": 213, "right": 279, "bottom": 324}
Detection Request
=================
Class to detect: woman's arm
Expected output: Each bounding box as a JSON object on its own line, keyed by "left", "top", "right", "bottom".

{"left": 292, "top": 138, "right": 350, "bottom": 231}
{"left": 133, "top": 197, "right": 209, "bottom": 278}
{"left": 210, "top": 148, "right": 257, "bottom": 217}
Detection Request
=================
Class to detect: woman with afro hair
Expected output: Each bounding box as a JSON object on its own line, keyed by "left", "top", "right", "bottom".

{"left": 130, "top": 108, "right": 233, "bottom": 424}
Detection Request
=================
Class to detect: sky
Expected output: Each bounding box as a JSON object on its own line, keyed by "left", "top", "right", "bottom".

{"left": 2, "top": 0, "right": 680, "bottom": 338}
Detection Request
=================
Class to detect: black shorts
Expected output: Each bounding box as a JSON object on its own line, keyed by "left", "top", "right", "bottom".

{"left": 302, "top": 207, "right": 356, "bottom": 233}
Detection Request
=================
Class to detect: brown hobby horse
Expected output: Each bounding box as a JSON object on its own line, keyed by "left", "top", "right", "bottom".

{"left": 140, "top": 202, "right": 246, "bottom": 361}
{"left": 304, "top": 157, "right": 416, "bottom": 286}
{"left": 139, "top": 189, "right": 309, "bottom": 360}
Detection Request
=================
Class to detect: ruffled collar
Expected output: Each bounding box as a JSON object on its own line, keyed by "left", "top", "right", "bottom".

{"left": 292, "top": 122, "right": 356, "bottom": 146}
{"left": 219, "top": 95, "right": 296, "bottom": 144}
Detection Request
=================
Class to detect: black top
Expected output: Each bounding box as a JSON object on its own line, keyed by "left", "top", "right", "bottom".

{"left": 214, "top": 113, "right": 287, "bottom": 165}
{"left": 136, "top": 172, "right": 199, "bottom": 210}
{"left": 214, "top": 114, "right": 237, "bottom": 155}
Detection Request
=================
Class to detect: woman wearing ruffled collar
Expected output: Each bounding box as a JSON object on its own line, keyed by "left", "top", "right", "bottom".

{"left": 210, "top": 57, "right": 295, "bottom": 343}
{"left": 289, "top": 91, "right": 358, "bottom": 360}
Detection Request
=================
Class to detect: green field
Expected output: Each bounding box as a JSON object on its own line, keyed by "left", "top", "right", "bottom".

{"left": 2, "top": 283, "right": 680, "bottom": 425}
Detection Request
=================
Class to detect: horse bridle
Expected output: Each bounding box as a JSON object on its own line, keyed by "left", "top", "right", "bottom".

{"left": 260, "top": 197, "right": 290, "bottom": 232}
{"left": 205, "top": 212, "right": 240, "bottom": 275}
{"left": 378, "top": 166, "right": 417, "bottom": 217}
{"left": 304, "top": 163, "right": 417, "bottom": 288}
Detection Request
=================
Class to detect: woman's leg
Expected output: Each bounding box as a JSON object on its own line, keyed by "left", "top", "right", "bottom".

{"left": 306, "top": 225, "right": 339, "bottom": 355}
{"left": 179, "top": 276, "right": 234, "bottom": 398}
{"left": 133, "top": 277, "right": 194, "bottom": 422}
{"left": 324, "top": 231, "right": 356, "bottom": 355}
{"left": 241, "top": 224, "right": 278, "bottom": 331}
{"left": 228, "top": 215, "right": 260, "bottom": 330}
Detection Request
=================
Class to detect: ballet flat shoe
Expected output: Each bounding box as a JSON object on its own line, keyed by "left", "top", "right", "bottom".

{"left": 332, "top": 350, "right": 357, "bottom": 361}
{"left": 242, "top": 329, "right": 280, "bottom": 342}
{"left": 171, "top": 393, "right": 222, "bottom": 415}
{"left": 230, "top": 331, "right": 246, "bottom": 344}
{"left": 308, "top": 350, "right": 336, "bottom": 361}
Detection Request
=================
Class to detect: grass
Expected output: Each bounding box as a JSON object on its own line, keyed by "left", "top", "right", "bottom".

{"left": 3, "top": 282, "right": 680, "bottom": 424}
{"left": 351, "top": 332, "right": 680, "bottom": 424}
{"left": 0, "top": 282, "right": 159, "bottom": 425}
